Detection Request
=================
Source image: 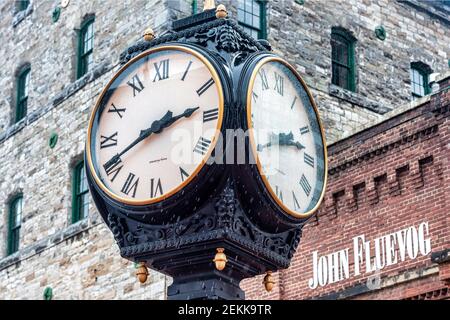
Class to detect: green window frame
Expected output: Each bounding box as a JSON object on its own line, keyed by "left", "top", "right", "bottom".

{"left": 410, "top": 62, "right": 431, "bottom": 98}
{"left": 237, "top": 0, "right": 267, "bottom": 40}
{"left": 77, "top": 16, "right": 95, "bottom": 79}
{"left": 15, "top": 65, "right": 30, "bottom": 123}
{"left": 8, "top": 195, "right": 23, "bottom": 255}
{"left": 331, "top": 27, "right": 356, "bottom": 92}
{"left": 17, "top": 0, "right": 30, "bottom": 11}
{"left": 72, "top": 161, "right": 89, "bottom": 223}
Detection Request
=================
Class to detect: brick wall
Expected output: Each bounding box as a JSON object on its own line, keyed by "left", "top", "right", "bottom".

{"left": 242, "top": 76, "right": 450, "bottom": 300}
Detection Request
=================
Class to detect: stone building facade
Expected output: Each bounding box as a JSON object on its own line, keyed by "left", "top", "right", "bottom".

{"left": 0, "top": 0, "right": 448, "bottom": 299}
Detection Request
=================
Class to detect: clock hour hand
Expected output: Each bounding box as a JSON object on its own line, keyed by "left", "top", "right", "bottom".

{"left": 103, "top": 107, "right": 199, "bottom": 170}
{"left": 257, "top": 132, "right": 305, "bottom": 151}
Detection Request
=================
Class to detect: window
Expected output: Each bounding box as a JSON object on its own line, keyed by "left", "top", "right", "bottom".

{"left": 72, "top": 161, "right": 89, "bottom": 223}
{"left": 15, "top": 65, "right": 30, "bottom": 123}
{"left": 410, "top": 62, "right": 431, "bottom": 98}
{"left": 17, "top": 0, "right": 29, "bottom": 11}
{"left": 8, "top": 195, "right": 22, "bottom": 255}
{"left": 331, "top": 27, "right": 356, "bottom": 92}
{"left": 77, "top": 16, "right": 95, "bottom": 79}
{"left": 238, "top": 0, "right": 267, "bottom": 39}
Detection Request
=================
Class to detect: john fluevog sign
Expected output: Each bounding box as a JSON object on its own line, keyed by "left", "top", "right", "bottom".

{"left": 84, "top": 5, "right": 327, "bottom": 300}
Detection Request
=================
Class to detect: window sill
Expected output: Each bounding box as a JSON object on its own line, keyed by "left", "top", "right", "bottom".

{"left": 0, "top": 62, "right": 112, "bottom": 145}
{"left": 12, "top": 5, "right": 33, "bottom": 28}
{"left": 0, "top": 215, "right": 101, "bottom": 272}
{"left": 328, "top": 84, "right": 392, "bottom": 114}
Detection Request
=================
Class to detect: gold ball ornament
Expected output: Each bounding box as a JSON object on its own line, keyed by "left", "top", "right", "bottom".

{"left": 213, "top": 248, "right": 227, "bottom": 271}
{"left": 215, "top": 4, "right": 228, "bottom": 19}
{"left": 143, "top": 28, "right": 155, "bottom": 42}
{"left": 136, "top": 263, "right": 149, "bottom": 283}
{"left": 263, "top": 271, "right": 275, "bottom": 292}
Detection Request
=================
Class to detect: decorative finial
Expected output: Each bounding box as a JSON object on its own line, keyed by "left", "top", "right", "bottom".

{"left": 143, "top": 28, "right": 155, "bottom": 42}
{"left": 263, "top": 271, "right": 275, "bottom": 292}
{"left": 215, "top": 4, "right": 227, "bottom": 19}
{"left": 213, "top": 248, "right": 227, "bottom": 271}
{"left": 136, "top": 262, "right": 149, "bottom": 283}
{"left": 203, "top": 0, "right": 216, "bottom": 11}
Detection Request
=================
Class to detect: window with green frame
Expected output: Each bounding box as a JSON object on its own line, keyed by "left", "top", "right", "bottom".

{"left": 77, "top": 16, "right": 95, "bottom": 79}
{"left": 15, "top": 65, "right": 30, "bottom": 123}
{"left": 410, "top": 62, "right": 431, "bottom": 98}
{"left": 331, "top": 27, "right": 356, "bottom": 92}
{"left": 17, "top": 0, "right": 30, "bottom": 11}
{"left": 8, "top": 195, "right": 23, "bottom": 255}
{"left": 72, "top": 161, "right": 90, "bottom": 223}
{"left": 237, "top": 0, "right": 267, "bottom": 40}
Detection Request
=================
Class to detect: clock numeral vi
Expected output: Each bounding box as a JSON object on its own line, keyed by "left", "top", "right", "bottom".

{"left": 121, "top": 173, "right": 139, "bottom": 198}
{"left": 299, "top": 174, "right": 311, "bottom": 197}
{"left": 274, "top": 72, "right": 284, "bottom": 96}
{"left": 127, "top": 74, "right": 145, "bottom": 97}
{"left": 100, "top": 132, "right": 118, "bottom": 149}
{"left": 203, "top": 108, "right": 219, "bottom": 123}
{"left": 292, "top": 191, "right": 301, "bottom": 210}
{"left": 275, "top": 186, "right": 284, "bottom": 203}
{"left": 304, "top": 153, "right": 315, "bottom": 168}
{"left": 108, "top": 103, "right": 126, "bottom": 118}
{"left": 193, "top": 136, "right": 211, "bottom": 155}
{"left": 150, "top": 178, "right": 163, "bottom": 198}
{"left": 197, "top": 78, "right": 215, "bottom": 96}
{"left": 153, "top": 59, "right": 170, "bottom": 82}
{"left": 103, "top": 157, "right": 123, "bottom": 183}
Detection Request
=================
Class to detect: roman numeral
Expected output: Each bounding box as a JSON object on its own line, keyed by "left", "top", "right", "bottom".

{"left": 179, "top": 167, "right": 189, "bottom": 182}
{"left": 299, "top": 174, "right": 311, "bottom": 197}
{"left": 153, "top": 59, "right": 170, "bottom": 82}
{"left": 108, "top": 103, "right": 126, "bottom": 118}
{"left": 300, "top": 126, "right": 310, "bottom": 135}
{"left": 150, "top": 178, "right": 163, "bottom": 198}
{"left": 275, "top": 186, "right": 284, "bottom": 203}
{"left": 197, "top": 78, "right": 215, "bottom": 96}
{"left": 292, "top": 191, "right": 301, "bottom": 210}
{"left": 252, "top": 91, "right": 258, "bottom": 102}
{"left": 127, "top": 74, "right": 145, "bottom": 97}
{"left": 121, "top": 173, "right": 139, "bottom": 198}
{"left": 290, "top": 96, "right": 297, "bottom": 110}
{"left": 193, "top": 136, "right": 211, "bottom": 155}
{"left": 103, "top": 157, "right": 123, "bottom": 182}
{"left": 203, "top": 108, "right": 219, "bottom": 123}
{"left": 274, "top": 72, "right": 284, "bottom": 96}
{"left": 100, "top": 132, "right": 118, "bottom": 149}
{"left": 181, "top": 61, "right": 193, "bottom": 81}
{"left": 304, "top": 153, "right": 314, "bottom": 168}
{"left": 259, "top": 69, "right": 269, "bottom": 90}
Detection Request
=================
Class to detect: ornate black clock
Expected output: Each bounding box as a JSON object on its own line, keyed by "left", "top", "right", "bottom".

{"left": 85, "top": 8, "right": 327, "bottom": 300}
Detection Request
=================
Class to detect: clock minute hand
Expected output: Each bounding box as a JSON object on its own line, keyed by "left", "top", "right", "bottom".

{"left": 278, "top": 132, "right": 305, "bottom": 150}
{"left": 104, "top": 107, "right": 199, "bottom": 170}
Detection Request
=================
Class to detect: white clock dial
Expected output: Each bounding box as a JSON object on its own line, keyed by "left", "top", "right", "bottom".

{"left": 87, "top": 46, "right": 223, "bottom": 204}
{"left": 248, "top": 59, "right": 326, "bottom": 217}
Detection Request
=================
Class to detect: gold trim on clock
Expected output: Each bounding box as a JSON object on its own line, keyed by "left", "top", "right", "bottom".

{"left": 246, "top": 56, "right": 328, "bottom": 219}
{"left": 86, "top": 45, "right": 225, "bottom": 206}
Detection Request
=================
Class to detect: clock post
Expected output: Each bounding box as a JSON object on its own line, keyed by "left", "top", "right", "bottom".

{"left": 86, "top": 2, "right": 327, "bottom": 300}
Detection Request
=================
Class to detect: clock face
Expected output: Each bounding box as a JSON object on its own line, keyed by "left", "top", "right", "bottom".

{"left": 87, "top": 46, "right": 223, "bottom": 205}
{"left": 247, "top": 58, "right": 326, "bottom": 218}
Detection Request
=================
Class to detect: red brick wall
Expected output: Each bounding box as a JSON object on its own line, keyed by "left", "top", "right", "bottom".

{"left": 242, "top": 80, "right": 450, "bottom": 300}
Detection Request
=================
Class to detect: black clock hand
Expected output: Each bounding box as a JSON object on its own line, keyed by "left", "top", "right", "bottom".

{"left": 104, "top": 107, "right": 199, "bottom": 170}
{"left": 257, "top": 132, "right": 305, "bottom": 151}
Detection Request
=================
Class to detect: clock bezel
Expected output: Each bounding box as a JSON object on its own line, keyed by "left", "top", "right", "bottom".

{"left": 86, "top": 44, "right": 225, "bottom": 206}
{"left": 245, "top": 56, "right": 328, "bottom": 219}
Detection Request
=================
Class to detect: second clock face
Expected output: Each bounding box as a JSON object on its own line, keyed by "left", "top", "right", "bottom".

{"left": 247, "top": 58, "right": 326, "bottom": 218}
{"left": 87, "top": 46, "right": 223, "bottom": 204}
